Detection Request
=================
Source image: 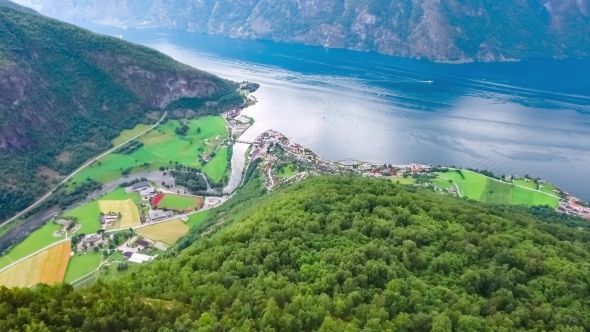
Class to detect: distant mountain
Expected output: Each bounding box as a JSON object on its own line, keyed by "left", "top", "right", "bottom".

{"left": 0, "top": 0, "right": 241, "bottom": 221}
{"left": 14, "top": 0, "right": 590, "bottom": 62}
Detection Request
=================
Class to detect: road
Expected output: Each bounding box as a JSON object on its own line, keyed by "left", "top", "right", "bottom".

{"left": 0, "top": 112, "right": 168, "bottom": 229}
{"left": 437, "top": 176, "right": 463, "bottom": 198}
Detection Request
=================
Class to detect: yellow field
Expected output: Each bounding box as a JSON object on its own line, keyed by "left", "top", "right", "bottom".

{"left": 0, "top": 241, "right": 71, "bottom": 288}
{"left": 99, "top": 199, "right": 141, "bottom": 228}
{"left": 136, "top": 219, "right": 189, "bottom": 245}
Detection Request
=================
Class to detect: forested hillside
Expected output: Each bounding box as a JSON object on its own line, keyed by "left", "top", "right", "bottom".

{"left": 2, "top": 175, "right": 590, "bottom": 331}
{"left": 15, "top": 0, "right": 590, "bottom": 62}
{"left": 0, "top": 1, "right": 242, "bottom": 221}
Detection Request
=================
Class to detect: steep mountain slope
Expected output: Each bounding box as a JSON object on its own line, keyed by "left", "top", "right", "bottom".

{"left": 15, "top": 0, "right": 590, "bottom": 62}
{"left": 0, "top": 1, "right": 242, "bottom": 221}
{"left": 1, "top": 175, "right": 590, "bottom": 330}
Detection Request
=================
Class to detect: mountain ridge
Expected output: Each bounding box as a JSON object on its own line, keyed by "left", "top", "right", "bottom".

{"left": 13, "top": 0, "right": 590, "bottom": 62}
{"left": 0, "top": 1, "right": 242, "bottom": 221}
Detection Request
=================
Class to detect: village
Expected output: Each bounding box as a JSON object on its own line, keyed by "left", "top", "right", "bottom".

{"left": 247, "top": 130, "right": 590, "bottom": 221}
{"left": 68, "top": 179, "right": 220, "bottom": 266}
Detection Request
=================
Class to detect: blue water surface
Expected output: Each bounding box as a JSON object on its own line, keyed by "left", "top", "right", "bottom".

{"left": 81, "top": 23, "right": 590, "bottom": 200}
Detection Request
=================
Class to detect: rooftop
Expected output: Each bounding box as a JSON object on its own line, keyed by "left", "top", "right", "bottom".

{"left": 132, "top": 181, "right": 150, "bottom": 190}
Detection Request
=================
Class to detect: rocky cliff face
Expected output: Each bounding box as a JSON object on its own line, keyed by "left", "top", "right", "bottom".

{"left": 15, "top": 0, "right": 590, "bottom": 62}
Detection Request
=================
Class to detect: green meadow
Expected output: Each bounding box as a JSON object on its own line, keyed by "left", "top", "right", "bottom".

{"left": 435, "top": 170, "right": 559, "bottom": 208}
{"left": 0, "top": 222, "right": 64, "bottom": 269}
{"left": 392, "top": 177, "right": 416, "bottom": 185}
{"left": 514, "top": 179, "right": 538, "bottom": 190}
{"left": 202, "top": 147, "right": 230, "bottom": 183}
{"left": 436, "top": 170, "right": 488, "bottom": 200}
{"left": 72, "top": 116, "right": 229, "bottom": 185}
{"left": 64, "top": 252, "right": 102, "bottom": 283}
{"left": 185, "top": 210, "right": 211, "bottom": 229}
{"left": 112, "top": 124, "right": 151, "bottom": 146}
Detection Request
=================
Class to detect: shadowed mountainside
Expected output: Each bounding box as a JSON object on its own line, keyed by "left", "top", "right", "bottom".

{"left": 0, "top": 0, "right": 242, "bottom": 221}
{"left": 13, "top": 0, "right": 590, "bottom": 62}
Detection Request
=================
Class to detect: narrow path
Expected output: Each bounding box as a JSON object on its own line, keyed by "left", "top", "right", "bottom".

{"left": 438, "top": 176, "right": 463, "bottom": 198}
{"left": 0, "top": 112, "right": 168, "bottom": 229}
{"left": 69, "top": 251, "right": 117, "bottom": 287}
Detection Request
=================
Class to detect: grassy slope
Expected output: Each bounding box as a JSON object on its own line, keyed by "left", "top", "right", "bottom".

{"left": 64, "top": 252, "right": 102, "bottom": 283}
{"left": 185, "top": 210, "right": 211, "bottom": 228}
{"left": 514, "top": 179, "right": 538, "bottom": 190}
{"left": 72, "top": 116, "right": 228, "bottom": 184}
{"left": 392, "top": 177, "right": 416, "bottom": 185}
{"left": 112, "top": 124, "right": 151, "bottom": 146}
{"left": 0, "top": 222, "right": 63, "bottom": 269}
{"left": 436, "top": 171, "right": 559, "bottom": 208}
{"left": 437, "top": 171, "right": 487, "bottom": 200}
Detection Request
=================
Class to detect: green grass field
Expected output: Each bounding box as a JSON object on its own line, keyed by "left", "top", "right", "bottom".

{"left": 156, "top": 194, "right": 202, "bottom": 210}
{"left": 436, "top": 171, "right": 488, "bottom": 200}
{"left": 72, "top": 116, "right": 228, "bottom": 185}
{"left": 112, "top": 124, "right": 151, "bottom": 146}
{"left": 0, "top": 222, "right": 64, "bottom": 269}
{"left": 64, "top": 252, "right": 102, "bottom": 283}
{"left": 202, "top": 147, "right": 230, "bottom": 183}
{"left": 512, "top": 186, "right": 559, "bottom": 207}
{"left": 514, "top": 179, "right": 538, "bottom": 190}
{"left": 277, "top": 164, "right": 296, "bottom": 179}
{"left": 392, "top": 177, "right": 416, "bottom": 185}
{"left": 431, "top": 178, "right": 454, "bottom": 190}
{"left": 481, "top": 180, "right": 513, "bottom": 205}
{"left": 185, "top": 210, "right": 210, "bottom": 229}
{"left": 136, "top": 219, "right": 190, "bottom": 245}
{"left": 540, "top": 182, "right": 559, "bottom": 196}
{"left": 63, "top": 201, "right": 101, "bottom": 235}
{"left": 98, "top": 262, "right": 139, "bottom": 283}
{"left": 63, "top": 188, "right": 141, "bottom": 234}
{"left": 435, "top": 170, "right": 560, "bottom": 208}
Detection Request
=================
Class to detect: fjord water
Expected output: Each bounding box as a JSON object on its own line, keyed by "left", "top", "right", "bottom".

{"left": 85, "top": 24, "right": 590, "bottom": 200}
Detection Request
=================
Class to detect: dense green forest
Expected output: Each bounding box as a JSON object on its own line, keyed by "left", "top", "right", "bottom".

{"left": 0, "top": 1, "right": 242, "bottom": 222}
{"left": 2, "top": 175, "right": 590, "bottom": 331}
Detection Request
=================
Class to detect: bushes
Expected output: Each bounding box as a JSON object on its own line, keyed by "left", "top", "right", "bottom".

{"left": 114, "top": 140, "right": 144, "bottom": 154}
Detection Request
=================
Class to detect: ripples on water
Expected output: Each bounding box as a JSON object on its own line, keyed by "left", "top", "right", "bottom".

{"left": 81, "top": 23, "right": 590, "bottom": 200}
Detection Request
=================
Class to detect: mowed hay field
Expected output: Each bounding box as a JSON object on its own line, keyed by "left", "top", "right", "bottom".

{"left": 99, "top": 199, "right": 141, "bottom": 228}
{"left": 72, "top": 116, "right": 228, "bottom": 184}
{"left": 136, "top": 219, "right": 189, "bottom": 245}
{"left": 0, "top": 241, "right": 71, "bottom": 288}
{"left": 156, "top": 194, "right": 202, "bottom": 211}
{"left": 64, "top": 188, "right": 142, "bottom": 234}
